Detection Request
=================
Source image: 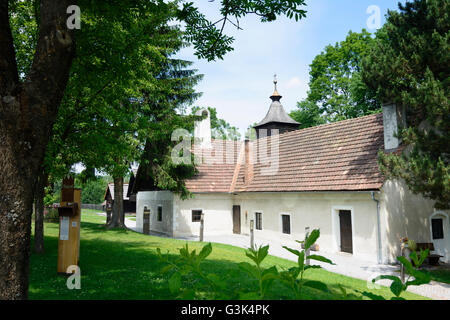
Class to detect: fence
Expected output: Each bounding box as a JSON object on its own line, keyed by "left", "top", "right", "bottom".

{"left": 81, "top": 203, "right": 105, "bottom": 211}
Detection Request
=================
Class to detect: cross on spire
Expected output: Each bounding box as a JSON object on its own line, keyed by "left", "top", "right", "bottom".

{"left": 271, "top": 74, "right": 281, "bottom": 100}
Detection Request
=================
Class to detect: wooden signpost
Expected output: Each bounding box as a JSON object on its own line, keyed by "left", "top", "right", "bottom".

{"left": 57, "top": 177, "right": 82, "bottom": 275}
{"left": 250, "top": 219, "right": 255, "bottom": 250}
{"left": 200, "top": 213, "right": 205, "bottom": 242}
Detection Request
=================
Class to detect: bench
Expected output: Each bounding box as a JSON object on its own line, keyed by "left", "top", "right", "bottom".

{"left": 415, "top": 243, "right": 443, "bottom": 266}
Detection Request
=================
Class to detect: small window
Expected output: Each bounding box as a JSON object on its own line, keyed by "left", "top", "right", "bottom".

{"left": 192, "top": 210, "right": 202, "bottom": 222}
{"left": 157, "top": 206, "right": 162, "bottom": 222}
{"left": 255, "top": 212, "right": 262, "bottom": 230}
{"left": 432, "top": 218, "right": 444, "bottom": 240}
{"left": 281, "top": 214, "right": 291, "bottom": 234}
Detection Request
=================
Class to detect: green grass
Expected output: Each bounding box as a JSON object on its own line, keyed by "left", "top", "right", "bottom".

{"left": 422, "top": 270, "right": 450, "bottom": 285}
{"left": 29, "top": 210, "right": 427, "bottom": 300}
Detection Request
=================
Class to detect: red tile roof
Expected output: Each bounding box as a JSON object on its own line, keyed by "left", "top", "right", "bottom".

{"left": 184, "top": 140, "right": 242, "bottom": 193}
{"left": 185, "top": 113, "right": 385, "bottom": 193}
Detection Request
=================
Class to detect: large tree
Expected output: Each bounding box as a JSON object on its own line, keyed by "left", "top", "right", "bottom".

{"left": 1, "top": 0, "right": 308, "bottom": 299}
{"left": 361, "top": 0, "right": 449, "bottom": 209}
{"left": 291, "top": 30, "right": 380, "bottom": 127}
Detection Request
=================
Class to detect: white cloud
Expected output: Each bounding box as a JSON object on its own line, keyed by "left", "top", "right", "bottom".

{"left": 286, "top": 77, "right": 304, "bottom": 89}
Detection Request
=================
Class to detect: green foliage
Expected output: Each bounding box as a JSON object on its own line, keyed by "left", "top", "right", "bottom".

{"left": 79, "top": 177, "right": 109, "bottom": 204}
{"left": 179, "top": 0, "right": 307, "bottom": 61}
{"left": 362, "top": 0, "right": 449, "bottom": 209}
{"left": 239, "top": 245, "right": 279, "bottom": 299}
{"left": 8, "top": 0, "right": 39, "bottom": 79}
{"left": 279, "top": 229, "right": 334, "bottom": 298}
{"left": 29, "top": 211, "right": 427, "bottom": 300}
{"left": 289, "top": 100, "right": 326, "bottom": 129}
{"left": 157, "top": 243, "right": 231, "bottom": 299}
{"left": 157, "top": 229, "right": 339, "bottom": 300}
{"left": 365, "top": 249, "right": 431, "bottom": 300}
{"left": 293, "top": 30, "right": 381, "bottom": 128}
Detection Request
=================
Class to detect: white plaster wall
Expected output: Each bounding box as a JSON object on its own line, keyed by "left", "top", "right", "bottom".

{"left": 173, "top": 193, "right": 234, "bottom": 238}
{"left": 380, "top": 179, "right": 450, "bottom": 263}
{"left": 136, "top": 191, "right": 174, "bottom": 236}
{"left": 234, "top": 192, "right": 380, "bottom": 263}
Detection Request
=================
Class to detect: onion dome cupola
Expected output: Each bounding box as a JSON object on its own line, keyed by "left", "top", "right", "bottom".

{"left": 254, "top": 75, "right": 300, "bottom": 138}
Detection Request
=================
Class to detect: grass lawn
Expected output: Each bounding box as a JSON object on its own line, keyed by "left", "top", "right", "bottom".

{"left": 29, "top": 210, "right": 427, "bottom": 300}
{"left": 422, "top": 270, "right": 450, "bottom": 285}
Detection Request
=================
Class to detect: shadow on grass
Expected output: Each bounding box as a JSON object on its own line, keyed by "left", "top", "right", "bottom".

{"left": 30, "top": 229, "right": 362, "bottom": 300}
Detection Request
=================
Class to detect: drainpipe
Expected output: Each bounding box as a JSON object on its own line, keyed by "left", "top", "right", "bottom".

{"left": 371, "top": 191, "right": 382, "bottom": 264}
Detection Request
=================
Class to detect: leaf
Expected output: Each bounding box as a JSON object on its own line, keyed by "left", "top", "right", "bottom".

{"left": 261, "top": 266, "right": 278, "bottom": 281}
{"left": 198, "top": 242, "right": 212, "bottom": 260}
{"left": 298, "top": 250, "right": 305, "bottom": 270}
{"left": 257, "top": 245, "right": 269, "bottom": 264}
{"left": 303, "top": 280, "right": 329, "bottom": 293}
{"left": 283, "top": 246, "right": 301, "bottom": 257}
{"left": 389, "top": 278, "right": 404, "bottom": 297}
{"left": 207, "top": 273, "right": 226, "bottom": 289}
{"left": 168, "top": 272, "right": 181, "bottom": 294}
{"left": 397, "top": 256, "right": 413, "bottom": 274}
{"left": 160, "top": 264, "right": 174, "bottom": 274}
{"left": 179, "top": 289, "right": 195, "bottom": 300}
{"left": 406, "top": 270, "right": 431, "bottom": 287}
{"left": 373, "top": 274, "right": 404, "bottom": 297}
{"left": 409, "top": 251, "right": 420, "bottom": 267}
{"left": 238, "top": 262, "right": 259, "bottom": 279}
{"left": 304, "top": 265, "right": 322, "bottom": 271}
{"left": 306, "top": 254, "right": 335, "bottom": 265}
{"left": 304, "top": 229, "right": 320, "bottom": 250}
{"left": 418, "top": 249, "right": 429, "bottom": 266}
{"left": 358, "top": 290, "right": 386, "bottom": 300}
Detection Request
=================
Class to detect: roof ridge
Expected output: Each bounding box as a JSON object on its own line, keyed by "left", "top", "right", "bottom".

{"left": 265, "top": 112, "right": 383, "bottom": 140}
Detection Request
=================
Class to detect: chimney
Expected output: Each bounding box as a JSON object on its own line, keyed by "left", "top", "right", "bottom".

{"left": 244, "top": 139, "right": 254, "bottom": 185}
{"left": 194, "top": 108, "right": 211, "bottom": 148}
{"left": 382, "top": 102, "right": 405, "bottom": 150}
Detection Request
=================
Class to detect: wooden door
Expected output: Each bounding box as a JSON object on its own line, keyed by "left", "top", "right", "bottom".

{"left": 339, "top": 210, "right": 353, "bottom": 254}
{"left": 233, "top": 205, "right": 241, "bottom": 234}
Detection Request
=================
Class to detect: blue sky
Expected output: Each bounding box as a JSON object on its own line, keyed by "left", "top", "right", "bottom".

{"left": 177, "top": 0, "right": 406, "bottom": 137}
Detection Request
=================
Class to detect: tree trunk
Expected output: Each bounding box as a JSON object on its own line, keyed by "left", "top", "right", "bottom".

{"left": 107, "top": 176, "right": 125, "bottom": 229}
{"left": 33, "top": 170, "right": 48, "bottom": 254}
{"left": 0, "top": 1, "right": 75, "bottom": 299}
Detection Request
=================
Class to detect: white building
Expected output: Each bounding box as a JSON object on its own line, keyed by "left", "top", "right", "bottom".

{"left": 131, "top": 83, "right": 449, "bottom": 265}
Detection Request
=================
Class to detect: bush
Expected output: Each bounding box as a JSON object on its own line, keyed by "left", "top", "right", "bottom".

{"left": 43, "top": 206, "right": 59, "bottom": 222}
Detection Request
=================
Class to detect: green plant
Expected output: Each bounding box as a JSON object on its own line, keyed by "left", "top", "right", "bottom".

{"left": 157, "top": 243, "right": 229, "bottom": 299}
{"left": 362, "top": 249, "right": 431, "bottom": 300}
{"left": 279, "top": 229, "right": 335, "bottom": 298}
{"left": 238, "top": 245, "right": 279, "bottom": 299}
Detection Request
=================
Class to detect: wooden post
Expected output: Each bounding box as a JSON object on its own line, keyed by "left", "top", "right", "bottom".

{"left": 143, "top": 206, "right": 150, "bottom": 235}
{"left": 400, "top": 242, "right": 406, "bottom": 284}
{"left": 106, "top": 204, "right": 112, "bottom": 224}
{"left": 305, "top": 227, "right": 310, "bottom": 266}
{"left": 250, "top": 219, "right": 255, "bottom": 250}
{"left": 57, "top": 177, "right": 82, "bottom": 275}
{"left": 200, "top": 213, "right": 205, "bottom": 242}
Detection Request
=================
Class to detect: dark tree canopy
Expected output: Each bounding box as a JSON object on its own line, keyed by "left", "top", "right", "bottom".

{"left": 361, "top": 0, "right": 449, "bottom": 209}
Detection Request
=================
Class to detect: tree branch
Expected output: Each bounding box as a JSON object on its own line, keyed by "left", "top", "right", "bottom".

{"left": 26, "top": 0, "right": 76, "bottom": 114}
{"left": 0, "top": 0, "right": 19, "bottom": 96}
